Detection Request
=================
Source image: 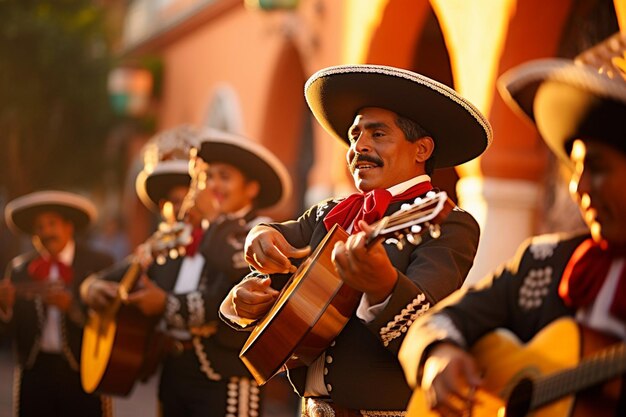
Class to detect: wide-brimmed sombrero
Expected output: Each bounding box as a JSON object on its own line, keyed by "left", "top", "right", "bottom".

{"left": 135, "top": 160, "right": 191, "bottom": 210}
{"left": 4, "top": 190, "right": 97, "bottom": 235}
{"left": 498, "top": 32, "right": 626, "bottom": 167}
{"left": 304, "top": 64, "right": 493, "bottom": 168}
{"left": 135, "top": 125, "right": 200, "bottom": 211}
{"left": 196, "top": 128, "right": 292, "bottom": 210}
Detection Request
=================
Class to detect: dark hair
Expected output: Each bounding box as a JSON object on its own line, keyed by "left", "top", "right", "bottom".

{"left": 395, "top": 115, "right": 436, "bottom": 175}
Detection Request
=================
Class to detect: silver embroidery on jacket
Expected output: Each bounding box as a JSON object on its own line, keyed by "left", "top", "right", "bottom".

{"left": 187, "top": 292, "right": 205, "bottom": 327}
{"left": 529, "top": 235, "right": 559, "bottom": 260}
{"left": 518, "top": 266, "right": 553, "bottom": 310}
{"left": 380, "top": 293, "right": 430, "bottom": 346}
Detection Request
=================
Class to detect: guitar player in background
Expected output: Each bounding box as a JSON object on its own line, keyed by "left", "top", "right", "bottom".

{"left": 220, "top": 64, "right": 492, "bottom": 416}
{"left": 399, "top": 32, "right": 626, "bottom": 417}
{"left": 81, "top": 126, "right": 294, "bottom": 417}
{"left": 0, "top": 190, "right": 114, "bottom": 417}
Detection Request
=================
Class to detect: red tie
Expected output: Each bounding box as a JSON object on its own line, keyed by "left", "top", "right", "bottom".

{"left": 28, "top": 256, "right": 74, "bottom": 284}
{"left": 323, "top": 181, "right": 433, "bottom": 234}
{"left": 185, "top": 227, "right": 205, "bottom": 257}
{"left": 559, "top": 238, "right": 626, "bottom": 320}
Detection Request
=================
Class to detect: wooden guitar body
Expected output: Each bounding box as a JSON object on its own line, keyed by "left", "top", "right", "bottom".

{"left": 81, "top": 302, "right": 159, "bottom": 396}
{"left": 407, "top": 317, "right": 622, "bottom": 417}
{"left": 81, "top": 263, "right": 168, "bottom": 396}
{"left": 240, "top": 225, "right": 361, "bottom": 385}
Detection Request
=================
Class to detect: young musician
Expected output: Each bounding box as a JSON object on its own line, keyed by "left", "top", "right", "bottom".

{"left": 0, "top": 190, "right": 113, "bottom": 417}
{"left": 82, "top": 126, "right": 292, "bottom": 417}
{"left": 399, "top": 32, "right": 626, "bottom": 417}
{"left": 221, "top": 64, "right": 492, "bottom": 415}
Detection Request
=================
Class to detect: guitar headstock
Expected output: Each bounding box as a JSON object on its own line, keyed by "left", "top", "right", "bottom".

{"left": 145, "top": 220, "right": 194, "bottom": 265}
{"left": 368, "top": 190, "right": 453, "bottom": 250}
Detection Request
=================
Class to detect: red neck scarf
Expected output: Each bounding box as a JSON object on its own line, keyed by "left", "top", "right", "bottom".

{"left": 323, "top": 181, "right": 433, "bottom": 234}
{"left": 559, "top": 238, "right": 626, "bottom": 320}
{"left": 28, "top": 256, "right": 74, "bottom": 284}
{"left": 185, "top": 227, "right": 205, "bottom": 257}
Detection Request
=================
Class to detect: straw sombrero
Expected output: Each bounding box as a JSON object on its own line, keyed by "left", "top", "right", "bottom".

{"left": 5, "top": 190, "right": 97, "bottom": 235}
{"left": 196, "top": 128, "right": 292, "bottom": 210}
{"left": 498, "top": 32, "right": 626, "bottom": 166}
{"left": 304, "top": 64, "right": 493, "bottom": 168}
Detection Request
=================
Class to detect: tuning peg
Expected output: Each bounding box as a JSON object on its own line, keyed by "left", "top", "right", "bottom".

{"left": 410, "top": 225, "right": 422, "bottom": 234}
{"left": 406, "top": 233, "right": 422, "bottom": 246}
{"left": 426, "top": 190, "right": 436, "bottom": 198}
{"left": 178, "top": 246, "right": 187, "bottom": 257}
{"left": 429, "top": 224, "right": 441, "bottom": 239}
{"left": 156, "top": 254, "right": 167, "bottom": 265}
{"left": 169, "top": 248, "right": 179, "bottom": 260}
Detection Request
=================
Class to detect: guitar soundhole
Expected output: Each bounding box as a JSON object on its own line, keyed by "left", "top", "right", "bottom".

{"left": 505, "top": 378, "right": 533, "bottom": 417}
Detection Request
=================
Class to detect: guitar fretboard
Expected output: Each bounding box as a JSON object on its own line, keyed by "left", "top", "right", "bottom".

{"left": 531, "top": 342, "right": 626, "bottom": 409}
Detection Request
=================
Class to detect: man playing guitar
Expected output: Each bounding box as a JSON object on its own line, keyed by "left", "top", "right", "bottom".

{"left": 399, "top": 32, "right": 626, "bottom": 417}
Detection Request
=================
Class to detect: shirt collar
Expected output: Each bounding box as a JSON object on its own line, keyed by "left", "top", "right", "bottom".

{"left": 38, "top": 239, "right": 75, "bottom": 264}
{"left": 387, "top": 174, "right": 431, "bottom": 197}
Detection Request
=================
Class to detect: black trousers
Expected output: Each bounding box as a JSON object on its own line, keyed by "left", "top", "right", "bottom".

{"left": 159, "top": 350, "right": 262, "bottom": 417}
{"left": 17, "top": 352, "right": 108, "bottom": 417}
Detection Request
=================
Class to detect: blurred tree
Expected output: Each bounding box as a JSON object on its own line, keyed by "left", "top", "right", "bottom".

{"left": 0, "top": 0, "right": 114, "bottom": 197}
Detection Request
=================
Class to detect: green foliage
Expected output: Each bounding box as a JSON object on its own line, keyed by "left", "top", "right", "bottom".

{"left": 0, "top": 0, "right": 114, "bottom": 195}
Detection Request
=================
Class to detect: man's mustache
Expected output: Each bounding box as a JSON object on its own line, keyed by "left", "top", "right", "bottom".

{"left": 349, "top": 154, "right": 384, "bottom": 172}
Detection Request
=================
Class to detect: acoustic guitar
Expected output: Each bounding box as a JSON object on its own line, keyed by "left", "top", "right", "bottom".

{"left": 81, "top": 221, "right": 192, "bottom": 396}
{"left": 407, "top": 317, "right": 624, "bottom": 417}
{"left": 240, "top": 191, "right": 453, "bottom": 385}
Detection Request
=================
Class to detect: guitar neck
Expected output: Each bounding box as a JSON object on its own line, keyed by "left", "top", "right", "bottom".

{"left": 531, "top": 342, "right": 626, "bottom": 410}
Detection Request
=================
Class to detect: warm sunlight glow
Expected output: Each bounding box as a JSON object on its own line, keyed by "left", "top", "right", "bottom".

{"left": 342, "top": 0, "right": 388, "bottom": 63}
{"left": 430, "top": 0, "right": 515, "bottom": 177}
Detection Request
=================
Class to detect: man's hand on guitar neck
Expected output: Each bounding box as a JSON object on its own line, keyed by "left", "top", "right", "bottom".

{"left": 421, "top": 342, "right": 483, "bottom": 417}
{"left": 244, "top": 225, "right": 310, "bottom": 274}
{"left": 80, "top": 276, "right": 118, "bottom": 312}
{"left": 332, "top": 220, "right": 398, "bottom": 305}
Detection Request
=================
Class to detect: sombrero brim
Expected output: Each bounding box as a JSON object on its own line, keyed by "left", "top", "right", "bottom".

{"left": 304, "top": 64, "right": 492, "bottom": 168}
{"left": 197, "top": 128, "right": 292, "bottom": 210}
{"left": 136, "top": 160, "right": 191, "bottom": 211}
{"left": 498, "top": 59, "right": 626, "bottom": 166}
{"left": 4, "top": 190, "right": 97, "bottom": 235}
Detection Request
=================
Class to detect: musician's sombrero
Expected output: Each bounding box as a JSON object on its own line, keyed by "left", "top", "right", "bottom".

{"left": 135, "top": 125, "right": 199, "bottom": 211}
{"left": 304, "top": 64, "right": 493, "bottom": 168}
{"left": 5, "top": 190, "right": 97, "bottom": 235}
{"left": 197, "top": 128, "right": 292, "bottom": 210}
{"left": 135, "top": 160, "right": 191, "bottom": 211}
{"left": 498, "top": 32, "right": 626, "bottom": 167}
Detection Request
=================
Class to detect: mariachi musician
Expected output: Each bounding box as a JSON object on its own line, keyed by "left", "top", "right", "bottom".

{"left": 81, "top": 126, "right": 292, "bottom": 417}
{"left": 0, "top": 190, "right": 113, "bottom": 417}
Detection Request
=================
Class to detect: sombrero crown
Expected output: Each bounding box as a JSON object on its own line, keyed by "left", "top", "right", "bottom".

{"left": 5, "top": 190, "right": 97, "bottom": 235}
{"left": 304, "top": 64, "right": 493, "bottom": 168}
{"left": 136, "top": 125, "right": 200, "bottom": 211}
{"left": 498, "top": 32, "right": 626, "bottom": 166}
{"left": 196, "top": 128, "right": 292, "bottom": 210}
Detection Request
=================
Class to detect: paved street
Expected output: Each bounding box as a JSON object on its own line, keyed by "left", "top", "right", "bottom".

{"left": 0, "top": 342, "right": 158, "bottom": 417}
{"left": 0, "top": 342, "right": 297, "bottom": 417}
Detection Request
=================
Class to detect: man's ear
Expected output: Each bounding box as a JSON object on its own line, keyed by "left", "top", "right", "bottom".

{"left": 246, "top": 180, "right": 261, "bottom": 202}
{"left": 415, "top": 136, "right": 435, "bottom": 163}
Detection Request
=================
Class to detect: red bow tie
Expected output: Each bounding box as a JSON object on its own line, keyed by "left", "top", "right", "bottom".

{"left": 323, "top": 181, "right": 434, "bottom": 234}
{"left": 28, "top": 256, "right": 74, "bottom": 284}
{"left": 559, "top": 238, "right": 626, "bottom": 320}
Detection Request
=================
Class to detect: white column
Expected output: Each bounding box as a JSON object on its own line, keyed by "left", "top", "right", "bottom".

{"left": 457, "top": 176, "right": 542, "bottom": 286}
